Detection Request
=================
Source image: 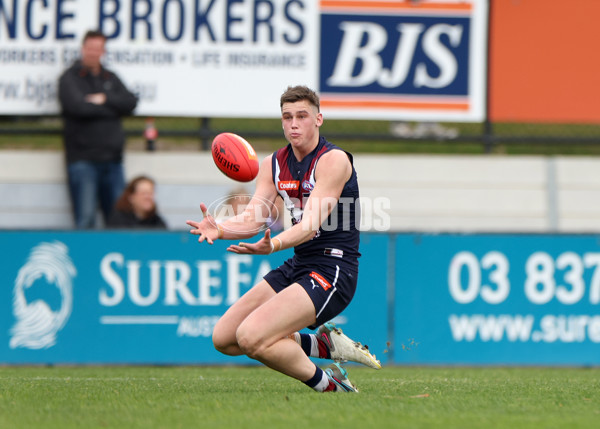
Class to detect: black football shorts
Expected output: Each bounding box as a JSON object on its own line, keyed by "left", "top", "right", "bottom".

{"left": 264, "top": 256, "right": 358, "bottom": 329}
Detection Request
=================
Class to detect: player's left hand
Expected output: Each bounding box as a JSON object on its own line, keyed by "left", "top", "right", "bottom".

{"left": 227, "top": 229, "right": 273, "bottom": 255}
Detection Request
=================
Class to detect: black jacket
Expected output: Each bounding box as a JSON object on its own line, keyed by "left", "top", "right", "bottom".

{"left": 107, "top": 209, "right": 167, "bottom": 229}
{"left": 58, "top": 61, "right": 138, "bottom": 164}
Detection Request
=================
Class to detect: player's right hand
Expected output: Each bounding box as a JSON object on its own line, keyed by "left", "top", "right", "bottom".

{"left": 186, "top": 203, "right": 220, "bottom": 244}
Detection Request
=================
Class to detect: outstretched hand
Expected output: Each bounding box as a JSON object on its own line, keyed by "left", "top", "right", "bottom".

{"left": 186, "top": 203, "right": 220, "bottom": 244}
{"left": 227, "top": 229, "right": 274, "bottom": 255}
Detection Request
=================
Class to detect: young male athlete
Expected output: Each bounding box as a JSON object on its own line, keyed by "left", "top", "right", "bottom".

{"left": 187, "top": 85, "right": 380, "bottom": 392}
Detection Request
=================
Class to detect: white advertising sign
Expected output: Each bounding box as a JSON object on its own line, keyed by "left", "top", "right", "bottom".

{"left": 0, "top": 0, "right": 487, "bottom": 121}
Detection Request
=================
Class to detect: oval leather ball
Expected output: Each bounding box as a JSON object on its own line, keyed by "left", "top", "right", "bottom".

{"left": 211, "top": 132, "right": 259, "bottom": 182}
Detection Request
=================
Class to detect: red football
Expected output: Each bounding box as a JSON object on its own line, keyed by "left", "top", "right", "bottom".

{"left": 211, "top": 132, "right": 259, "bottom": 182}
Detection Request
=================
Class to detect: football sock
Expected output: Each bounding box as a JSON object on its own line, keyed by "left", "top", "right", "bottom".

{"left": 303, "top": 366, "right": 336, "bottom": 392}
{"left": 315, "top": 333, "right": 332, "bottom": 359}
{"left": 289, "top": 333, "right": 332, "bottom": 360}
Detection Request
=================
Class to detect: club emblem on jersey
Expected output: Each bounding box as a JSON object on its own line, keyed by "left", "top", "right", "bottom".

{"left": 302, "top": 180, "right": 314, "bottom": 191}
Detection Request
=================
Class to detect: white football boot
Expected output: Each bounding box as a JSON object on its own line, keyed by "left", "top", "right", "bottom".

{"left": 325, "top": 362, "right": 359, "bottom": 393}
{"left": 317, "top": 322, "right": 382, "bottom": 370}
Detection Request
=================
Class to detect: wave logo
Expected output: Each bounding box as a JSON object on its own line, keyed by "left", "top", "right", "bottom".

{"left": 10, "top": 241, "right": 76, "bottom": 350}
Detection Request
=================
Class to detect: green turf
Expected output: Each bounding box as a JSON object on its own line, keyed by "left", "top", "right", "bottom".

{"left": 1, "top": 366, "right": 598, "bottom": 429}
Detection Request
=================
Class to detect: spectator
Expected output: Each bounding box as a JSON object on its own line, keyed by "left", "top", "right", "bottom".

{"left": 58, "top": 30, "right": 138, "bottom": 229}
{"left": 107, "top": 175, "right": 167, "bottom": 229}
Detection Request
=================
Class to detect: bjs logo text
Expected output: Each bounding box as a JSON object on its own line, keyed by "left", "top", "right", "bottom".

{"left": 320, "top": 15, "right": 470, "bottom": 95}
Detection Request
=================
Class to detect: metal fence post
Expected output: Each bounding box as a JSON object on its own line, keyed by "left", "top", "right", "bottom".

{"left": 200, "top": 117, "right": 211, "bottom": 151}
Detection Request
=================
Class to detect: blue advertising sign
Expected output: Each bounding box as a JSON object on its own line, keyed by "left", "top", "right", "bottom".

{"left": 395, "top": 233, "right": 600, "bottom": 365}
{"left": 0, "top": 231, "right": 287, "bottom": 364}
{"left": 0, "top": 231, "right": 388, "bottom": 365}
{"left": 320, "top": 15, "right": 470, "bottom": 96}
{"left": 6, "top": 231, "right": 598, "bottom": 366}
{"left": 338, "top": 232, "right": 390, "bottom": 364}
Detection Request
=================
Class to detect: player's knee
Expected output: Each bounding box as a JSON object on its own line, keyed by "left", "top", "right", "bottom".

{"left": 212, "top": 332, "right": 229, "bottom": 354}
{"left": 235, "top": 325, "right": 264, "bottom": 358}
{"left": 212, "top": 322, "right": 237, "bottom": 355}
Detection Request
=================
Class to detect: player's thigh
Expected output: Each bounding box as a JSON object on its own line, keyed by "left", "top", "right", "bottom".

{"left": 236, "top": 283, "right": 316, "bottom": 351}
{"left": 212, "top": 280, "right": 276, "bottom": 347}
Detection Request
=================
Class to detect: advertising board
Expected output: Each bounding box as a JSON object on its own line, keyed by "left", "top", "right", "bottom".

{"left": 395, "top": 233, "right": 600, "bottom": 365}
{"left": 0, "top": 0, "right": 487, "bottom": 121}
{"left": 2, "top": 230, "right": 600, "bottom": 366}
{"left": 0, "top": 231, "right": 388, "bottom": 365}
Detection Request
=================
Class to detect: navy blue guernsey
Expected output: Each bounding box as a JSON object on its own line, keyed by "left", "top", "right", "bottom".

{"left": 271, "top": 136, "right": 361, "bottom": 267}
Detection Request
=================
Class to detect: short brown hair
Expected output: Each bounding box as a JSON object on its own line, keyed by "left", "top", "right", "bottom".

{"left": 82, "top": 30, "right": 107, "bottom": 44}
{"left": 280, "top": 85, "right": 320, "bottom": 112}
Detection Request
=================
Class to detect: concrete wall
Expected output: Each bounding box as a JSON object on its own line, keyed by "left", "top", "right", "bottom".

{"left": 1, "top": 150, "right": 599, "bottom": 232}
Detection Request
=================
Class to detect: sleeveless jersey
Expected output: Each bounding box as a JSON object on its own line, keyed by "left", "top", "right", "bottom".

{"left": 271, "top": 136, "right": 361, "bottom": 267}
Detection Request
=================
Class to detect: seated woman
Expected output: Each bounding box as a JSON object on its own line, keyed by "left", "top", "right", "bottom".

{"left": 107, "top": 175, "right": 167, "bottom": 229}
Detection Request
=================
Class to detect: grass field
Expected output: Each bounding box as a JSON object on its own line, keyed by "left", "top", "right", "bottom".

{"left": 1, "top": 365, "right": 599, "bottom": 429}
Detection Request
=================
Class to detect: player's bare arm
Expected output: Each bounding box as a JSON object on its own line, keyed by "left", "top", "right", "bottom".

{"left": 186, "top": 155, "right": 277, "bottom": 244}
{"left": 228, "top": 149, "right": 351, "bottom": 255}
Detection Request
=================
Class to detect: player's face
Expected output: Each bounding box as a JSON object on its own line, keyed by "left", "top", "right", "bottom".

{"left": 281, "top": 100, "right": 323, "bottom": 152}
{"left": 81, "top": 37, "right": 105, "bottom": 70}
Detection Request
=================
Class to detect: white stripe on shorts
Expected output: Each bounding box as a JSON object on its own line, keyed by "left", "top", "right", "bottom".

{"left": 316, "top": 265, "right": 340, "bottom": 320}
